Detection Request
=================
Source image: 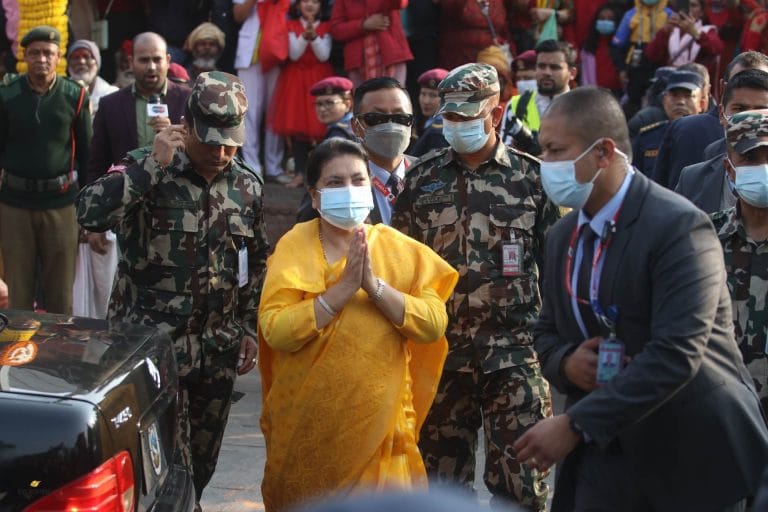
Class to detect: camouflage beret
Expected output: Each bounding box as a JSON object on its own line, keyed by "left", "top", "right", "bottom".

{"left": 188, "top": 71, "right": 247, "bottom": 147}
{"left": 311, "top": 76, "right": 353, "bottom": 97}
{"left": 418, "top": 68, "right": 449, "bottom": 90}
{"left": 437, "top": 63, "right": 500, "bottom": 117}
{"left": 21, "top": 26, "right": 61, "bottom": 47}
{"left": 727, "top": 110, "right": 768, "bottom": 155}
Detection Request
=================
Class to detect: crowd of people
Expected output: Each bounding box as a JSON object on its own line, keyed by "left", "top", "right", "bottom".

{"left": 2, "top": 0, "right": 768, "bottom": 511}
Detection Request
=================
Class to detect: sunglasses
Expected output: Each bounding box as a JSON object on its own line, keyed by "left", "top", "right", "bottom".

{"left": 356, "top": 112, "right": 414, "bottom": 127}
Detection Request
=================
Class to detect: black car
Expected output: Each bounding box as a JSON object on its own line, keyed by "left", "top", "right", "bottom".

{"left": 0, "top": 310, "right": 195, "bottom": 512}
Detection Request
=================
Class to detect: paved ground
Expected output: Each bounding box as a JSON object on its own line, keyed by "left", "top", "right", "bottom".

{"left": 199, "top": 183, "right": 559, "bottom": 511}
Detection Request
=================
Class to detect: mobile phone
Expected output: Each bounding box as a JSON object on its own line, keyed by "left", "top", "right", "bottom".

{"left": 676, "top": 0, "right": 690, "bottom": 15}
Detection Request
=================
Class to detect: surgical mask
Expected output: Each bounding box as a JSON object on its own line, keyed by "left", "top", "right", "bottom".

{"left": 596, "top": 19, "right": 616, "bottom": 35}
{"left": 734, "top": 163, "right": 768, "bottom": 207}
{"left": 541, "top": 139, "right": 607, "bottom": 209}
{"left": 516, "top": 79, "right": 537, "bottom": 94}
{"left": 443, "top": 117, "right": 490, "bottom": 154}
{"left": 363, "top": 122, "right": 411, "bottom": 160}
{"left": 318, "top": 185, "right": 374, "bottom": 230}
{"left": 641, "top": 0, "right": 660, "bottom": 5}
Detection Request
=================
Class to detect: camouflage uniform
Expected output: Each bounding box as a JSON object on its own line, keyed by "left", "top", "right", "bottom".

{"left": 712, "top": 206, "right": 768, "bottom": 410}
{"left": 76, "top": 72, "right": 269, "bottom": 500}
{"left": 391, "top": 64, "right": 559, "bottom": 512}
{"left": 711, "top": 110, "right": 768, "bottom": 412}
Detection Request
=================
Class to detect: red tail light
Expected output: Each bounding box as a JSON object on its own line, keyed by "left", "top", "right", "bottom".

{"left": 24, "top": 450, "right": 135, "bottom": 512}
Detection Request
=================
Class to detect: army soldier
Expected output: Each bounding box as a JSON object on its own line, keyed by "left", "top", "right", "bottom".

{"left": 713, "top": 109, "right": 768, "bottom": 412}
{"left": 391, "top": 63, "right": 559, "bottom": 512}
{"left": 76, "top": 71, "right": 269, "bottom": 509}
{"left": 0, "top": 26, "right": 91, "bottom": 314}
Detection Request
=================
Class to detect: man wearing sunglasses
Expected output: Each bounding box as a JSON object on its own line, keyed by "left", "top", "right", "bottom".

{"left": 391, "top": 63, "right": 561, "bottom": 512}
{"left": 351, "top": 77, "right": 415, "bottom": 225}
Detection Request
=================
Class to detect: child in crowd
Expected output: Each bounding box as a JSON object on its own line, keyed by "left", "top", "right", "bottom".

{"left": 270, "top": 0, "right": 334, "bottom": 188}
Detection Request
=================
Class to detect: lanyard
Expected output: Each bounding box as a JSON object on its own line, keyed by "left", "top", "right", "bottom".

{"left": 372, "top": 176, "right": 397, "bottom": 205}
{"left": 564, "top": 208, "right": 622, "bottom": 334}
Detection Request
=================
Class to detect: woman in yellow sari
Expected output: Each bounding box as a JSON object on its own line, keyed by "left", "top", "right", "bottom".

{"left": 258, "top": 138, "right": 458, "bottom": 512}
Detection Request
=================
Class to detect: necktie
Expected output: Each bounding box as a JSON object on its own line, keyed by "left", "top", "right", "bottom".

{"left": 387, "top": 174, "right": 404, "bottom": 198}
{"left": 577, "top": 225, "right": 602, "bottom": 337}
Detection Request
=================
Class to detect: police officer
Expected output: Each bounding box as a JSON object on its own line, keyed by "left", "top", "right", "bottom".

{"left": 411, "top": 68, "right": 449, "bottom": 157}
{"left": 76, "top": 71, "right": 269, "bottom": 510}
{"left": 0, "top": 26, "right": 91, "bottom": 315}
{"left": 391, "top": 63, "right": 560, "bottom": 512}
{"left": 632, "top": 69, "right": 706, "bottom": 176}
{"left": 311, "top": 76, "right": 356, "bottom": 141}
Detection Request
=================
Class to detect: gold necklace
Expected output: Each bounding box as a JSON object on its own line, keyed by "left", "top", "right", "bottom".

{"left": 318, "top": 224, "right": 328, "bottom": 261}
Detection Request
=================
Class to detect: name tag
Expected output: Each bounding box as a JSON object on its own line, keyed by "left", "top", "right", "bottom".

{"left": 415, "top": 193, "right": 455, "bottom": 206}
{"left": 502, "top": 242, "right": 522, "bottom": 276}
{"left": 238, "top": 246, "right": 248, "bottom": 288}
{"left": 597, "top": 339, "right": 625, "bottom": 384}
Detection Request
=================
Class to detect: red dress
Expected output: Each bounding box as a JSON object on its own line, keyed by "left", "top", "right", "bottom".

{"left": 270, "top": 20, "right": 333, "bottom": 140}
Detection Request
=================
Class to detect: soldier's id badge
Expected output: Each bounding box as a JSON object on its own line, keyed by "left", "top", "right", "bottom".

{"left": 502, "top": 242, "right": 522, "bottom": 276}
{"left": 238, "top": 246, "right": 248, "bottom": 288}
{"left": 597, "top": 339, "right": 625, "bottom": 385}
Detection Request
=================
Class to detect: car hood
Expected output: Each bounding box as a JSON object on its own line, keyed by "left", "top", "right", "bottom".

{"left": 0, "top": 310, "right": 164, "bottom": 401}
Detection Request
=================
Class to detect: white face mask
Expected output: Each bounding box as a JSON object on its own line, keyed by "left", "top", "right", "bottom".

{"left": 318, "top": 185, "right": 374, "bottom": 230}
{"left": 540, "top": 139, "right": 607, "bottom": 209}
{"left": 443, "top": 117, "right": 490, "bottom": 154}
{"left": 516, "top": 79, "right": 537, "bottom": 94}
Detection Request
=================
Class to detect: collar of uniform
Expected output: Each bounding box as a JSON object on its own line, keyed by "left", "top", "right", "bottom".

{"left": 132, "top": 79, "right": 169, "bottom": 100}
{"left": 370, "top": 157, "right": 405, "bottom": 182}
{"left": 444, "top": 140, "right": 511, "bottom": 169}
{"left": 577, "top": 166, "right": 635, "bottom": 237}
{"left": 25, "top": 74, "right": 57, "bottom": 93}
{"left": 715, "top": 204, "right": 748, "bottom": 243}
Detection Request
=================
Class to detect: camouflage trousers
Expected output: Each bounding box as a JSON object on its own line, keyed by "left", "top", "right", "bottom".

{"left": 175, "top": 338, "right": 238, "bottom": 501}
{"left": 748, "top": 356, "right": 768, "bottom": 412}
{"left": 419, "top": 364, "right": 552, "bottom": 512}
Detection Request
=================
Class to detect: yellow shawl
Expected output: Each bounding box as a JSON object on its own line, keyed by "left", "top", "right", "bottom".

{"left": 258, "top": 220, "right": 458, "bottom": 512}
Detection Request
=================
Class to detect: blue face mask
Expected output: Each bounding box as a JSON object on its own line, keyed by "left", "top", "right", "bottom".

{"left": 734, "top": 163, "right": 768, "bottom": 207}
{"left": 319, "top": 185, "right": 374, "bottom": 230}
{"left": 596, "top": 19, "right": 616, "bottom": 35}
{"left": 443, "top": 116, "right": 490, "bottom": 154}
{"left": 540, "top": 139, "right": 607, "bottom": 209}
{"left": 641, "top": 0, "right": 660, "bottom": 5}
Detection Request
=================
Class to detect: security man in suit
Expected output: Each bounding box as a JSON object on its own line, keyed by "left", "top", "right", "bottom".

{"left": 411, "top": 68, "right": 449, "bottom": 157}
{"left": 514, "top": 86, "right": 768, "bottom": 512}
{"left": 632, "top": 69, "right": 706, "bottom": 177}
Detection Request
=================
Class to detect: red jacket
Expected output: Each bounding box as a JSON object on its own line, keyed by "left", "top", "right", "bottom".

{"left": 645, "top": 24, "right": 724, "bottom": 82}
{"left": 330, "top": 0, "right": 413, "bottom": 72}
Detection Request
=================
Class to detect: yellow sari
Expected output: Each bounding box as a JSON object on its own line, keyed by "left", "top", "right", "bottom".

{"left": 258, "top": 220, "right": 458, "bottom": 512}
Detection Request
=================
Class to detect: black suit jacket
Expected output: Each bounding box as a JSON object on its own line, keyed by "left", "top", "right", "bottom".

{"left": 675, "top": 152, "right": 734, "bottom": 214}
{"left": 536, "top": 172, "right": 768, "bottom": 511}
{"left": 87, "top": 81, "right": 191, "bottom": 183}
{"left": 651, "top": 108, "right": 723, "bottom": 190}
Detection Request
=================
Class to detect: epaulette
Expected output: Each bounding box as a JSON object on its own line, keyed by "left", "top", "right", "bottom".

{"left": 507, "top": 144, "right": 541, "bottom": 164}
{"left": 0, "top": 72, "right": 19, "bottom": 86}
{"left": 125, "top": 146, "right": 152, "bottom": 164}
{"left": 638, "top": 120, "right": 667, "bottom": 134}
{"left": 412, "top": 146, "right": 449, "bottom": 169}
{"left": 232, "top": 154, "right": 264, "bottom": 184}
{"left": 431, "top": 121, "right": 443, "bottom": 129}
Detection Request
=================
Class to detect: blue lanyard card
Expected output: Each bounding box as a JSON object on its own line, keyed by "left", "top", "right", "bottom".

{"left": 597, "top": 339, "right": 625, "bottom": 385}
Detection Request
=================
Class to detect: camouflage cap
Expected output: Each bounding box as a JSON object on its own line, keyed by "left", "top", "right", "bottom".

{"left": 21, "top": 26, "right": 61, "bottom": 47}
{"left": 188, "top": 71, "right": 247, "bottom": 146}
{"left": 726, "top": 109, "right": 768, "bottom": 155}
{"left": 437, "top": 63, "right": 500, "bottom": 117}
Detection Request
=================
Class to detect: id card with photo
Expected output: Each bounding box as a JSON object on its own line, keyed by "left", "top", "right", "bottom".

{"left": 597, "top": 339, "right": 625, "bottom": 384}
